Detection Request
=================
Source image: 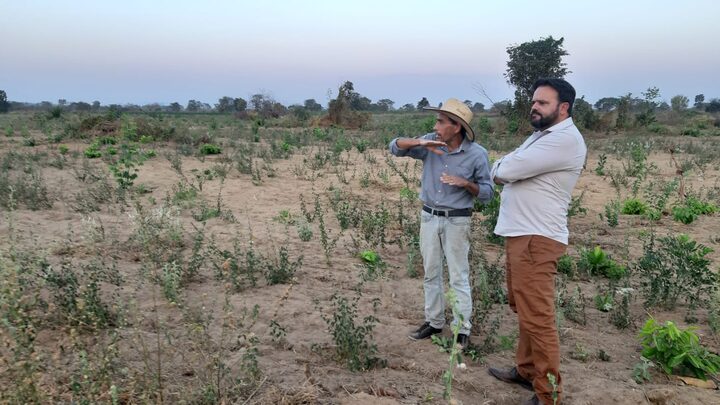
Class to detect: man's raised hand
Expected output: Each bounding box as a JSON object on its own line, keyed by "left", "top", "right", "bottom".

{"left": 419, "top": 139, "right": 447, "bottom": 155}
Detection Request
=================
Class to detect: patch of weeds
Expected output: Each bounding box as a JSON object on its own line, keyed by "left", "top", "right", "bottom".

{"left": 273, "top": 209, "right": 297, "bottom": 225}
{"left": 210, "top": 238, "right": 264, "bottom": 290}
{"left": 632, "top": 356, "right": 654, "bottom": 384}
{"left": 602, "top": 199, "right": 620, "bottom": 227}
{"left": 296, "top": 221, "right": 313, "bottom": 242}
{"left": 594, "top": 292, "right": 613, "bottom": 312}
{"left": 359, "top": 249, "right": 386, "bottom": 281}
{"left": 42, "top": 261, "right": 117, "bottom": 329}
{"left": 636, "top": 232, "right": 716, "bottom": 317}
{"left": 556, "top": 254, "right": 577, "bottom": 278}
{"left": 577, "top": 246, "right": 627, "bottom": 280}
{"left": 567, "top": 191, "right": 587, "bottom": 217}
{"left": 595, "top": 153, "right": 607, "bottom": 175}
{"left": 570, "top": 343, "right": 591, "bottom": 362}
{"left": 474, "top": 186, "right": 503, "bottom": 244}
{"left": 610, "top": 286, "right": 633, "bottom": 329}
{"left": 562, "top": 286, "right": 587, "bottom": 325}
{"left": 621, "top": 198, "right": 648, "bottom": 215}
{"left": 319, "top": 293, "right": 385, "bottom": 372}
{"left": 269, "top": 319, "right": 287, "bottom": 344}
{"left": 265, "top": 245, "right": 302, "bottom": 285}
{"left": 0, "top": 252, "right": 44, "bottom": 404}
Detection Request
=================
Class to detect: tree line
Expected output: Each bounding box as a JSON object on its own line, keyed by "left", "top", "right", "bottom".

{"left": 2, "top": 36, "right": 719, "bottom": 121}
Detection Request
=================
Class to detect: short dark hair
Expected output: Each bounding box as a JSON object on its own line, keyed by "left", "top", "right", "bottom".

{"left": 531, "top": 78, "right": 576, "bottom": 116}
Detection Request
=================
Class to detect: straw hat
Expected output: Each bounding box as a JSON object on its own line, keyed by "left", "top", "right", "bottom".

{"left": 423, "top": 98, "right": 475, "bottom": 140}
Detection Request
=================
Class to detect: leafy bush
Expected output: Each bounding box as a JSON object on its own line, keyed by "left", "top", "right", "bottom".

{"left": 199, "top": 143, "right": 222, "bottom": 155}
{"left": 265, "top": 246, "right": 302, "bottom": 285}
{"left": 320, "top": 293, "right": 385, "bottom": 371}
{"left": 686, "top": 196, "right": 717, "bottom": 215}
{"left": 680, "top": 127, "right": 701, "bottom": 137}
{"left": 577, "top": 246, "right": 626, "bottom": 280}
{"left": 639, "top": 318, "right": 720, "bottom": 380}
{"left": 84, "top": 145, "right": 102, "bottom": 158}
{"left": 621, "top": 198, "right": 648, "bottom": 215}
{"left": 604, "top": 199, "right": 620, "bottom": 227}
{"left": 359, "top": 250, "right": 386, "bottom": 280}
{"left": 636, "top": 233, "right": 716, "bottom": 312}
{"left": 475, "top": 186, "right": 503, "bottom": 244}
{"left": 671, "top": 206, "right": 697, "bottom": 224}
{"left": 594, "top": 292, "right": 613, "bottom": 312}
{"left": 557, "top": 254, "right": 577, "bottom": 278}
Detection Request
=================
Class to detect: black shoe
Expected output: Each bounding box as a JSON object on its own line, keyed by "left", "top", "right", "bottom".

{"left": 487, "top": 366, "right": 534, "bottom": 391}
{"left": 408, "top": 322, "right": 442, "bottom": 340}
{"left": 455, "top": 333, "right": 470, "bottom": 350}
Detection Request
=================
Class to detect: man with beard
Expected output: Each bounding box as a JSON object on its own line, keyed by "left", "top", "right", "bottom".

{"left": 389, "top": 98, "right": 493, "bottom": 350}
{"left": 487, "top": 78, "right": 586, "bottom": 405}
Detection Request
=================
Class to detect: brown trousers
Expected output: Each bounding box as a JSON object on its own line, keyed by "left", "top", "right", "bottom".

{"left": 506, "top": 235, "right": 566, "bottom": 405}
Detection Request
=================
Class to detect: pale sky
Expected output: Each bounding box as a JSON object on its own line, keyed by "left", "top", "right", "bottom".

{"left": 2, "top": 0, "right": 719, "bottom": 107}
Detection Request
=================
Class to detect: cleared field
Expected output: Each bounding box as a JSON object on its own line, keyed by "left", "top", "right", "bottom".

{"left": 1, "top": 110, "right": 720, "bottom": 404}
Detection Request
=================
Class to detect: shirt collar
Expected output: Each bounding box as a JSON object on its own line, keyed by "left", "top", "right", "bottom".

{"left": 436, "top": 134, "right": 471, "bottom": 153}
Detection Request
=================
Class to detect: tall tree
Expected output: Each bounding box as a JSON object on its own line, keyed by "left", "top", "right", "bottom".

{"left": 670, "top": 95, "right": 689, "bottom": 112}
{"left": 471, "top": 102, "right": 485, "bottom": 112}
{"left": 216, "top": 96, "right": 235, "bottom": 113}
{"left": 375, "top": 98, "right": 395, "bottom": 112}
{"left": 694, "top": 94, "right": 705, "bottom": 109}
{"left": 304, "top": 98, "right": 322, "bottom": 111}
{"left": 505, "top": 36, "right": 569, "bottom": 121}
{"left": 0, "top": 90, "right": 9, "bottom": 113}
{"left": 416, "top": 97, "right": 430, "bottom": 110}
{"left": 594, "top": 97, "right": 620, "bottom": 112}
{"left": 233, "top": 97, "right": 247, "bottom": 112}
{"left": 169, "top": 102, "right": 183, "bottom": 112}
{"left": 186, "top": 99, "right": 203, "bottom": 112}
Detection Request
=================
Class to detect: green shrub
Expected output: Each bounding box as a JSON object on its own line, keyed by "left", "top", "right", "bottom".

{"left": 621, "top": 198, "right": 648, "bottom": 215}
{"left": 594, "top": 293, "right": 613, "bottom": 312}
{"left": 265, "top": 246, "right": 302, "bottom": 285}
{"left": 577, "top": 246, "right": 626, "bottom": 279}
{"left": 671, "top": 206, "right": 697, "bottom": 224}
{"left": 320, "top": 293, "right": 385, "bottom": 371}
{"left": 199, "top": 143, "right": 222, "bottom": 155}
{"left": 84, "top": 145, "right": 102, "bottom": 159}
{"left": 604, "top": 199, "right": 620, "bottom": 227}
{"left": 557, "top": 254, "right": 577, "bottom": 278}
{"left": 686, "top": 195, "right": 717, "bottom": 215}
{"left": 636, "top": 233, "right": 716, "bottom": 312}
{"left": 680, "top": 127, "right": 701, "bottom": 137}
{"left": 639, "top": 318, "right": 720, "bottom": 380}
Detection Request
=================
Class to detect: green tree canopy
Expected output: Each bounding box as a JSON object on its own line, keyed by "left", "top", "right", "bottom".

{"left": 505, "top": 36, "right": 569, "bottom": 118}
{"left": 0, "top": 90, "right": 9, "bottom": 113}
{"left": 594, "top": 97, "right": 620, "bottom": 112}
{"left": 670, "top": 95, "right": 689, "bottom": 112}
{"left": 304, "top": 98, "right": 322, "bottom": 111}
{"left": 215, "top": 96, "right": 235, "bottom": 113}
{"left": 416, "top": 97, "right": 430, "bottom": 110}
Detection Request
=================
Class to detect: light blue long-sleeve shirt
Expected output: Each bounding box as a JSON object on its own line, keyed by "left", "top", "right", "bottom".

{"left": 389, "top": 133, "right": 494, "bottom": 210}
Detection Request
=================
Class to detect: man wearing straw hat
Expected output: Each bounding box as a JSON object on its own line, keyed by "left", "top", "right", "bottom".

{"left": 389, "top": 98, "right": 494, "bottom": 349}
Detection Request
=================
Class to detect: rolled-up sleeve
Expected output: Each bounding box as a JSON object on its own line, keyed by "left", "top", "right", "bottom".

{"left": 389, "top": 134, "right": 431, "bottom": 159}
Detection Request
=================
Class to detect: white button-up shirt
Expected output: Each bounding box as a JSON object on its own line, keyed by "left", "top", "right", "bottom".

{"left": 491, "top": 117, "right": 587, "bottom": 244}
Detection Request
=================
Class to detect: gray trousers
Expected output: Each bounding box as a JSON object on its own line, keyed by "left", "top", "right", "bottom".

{"left": 419, "top": 210, "right": 472, "bottom": 335}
